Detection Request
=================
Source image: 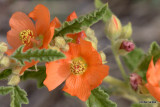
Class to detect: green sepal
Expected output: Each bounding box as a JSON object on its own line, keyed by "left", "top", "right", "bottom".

{"left": 20, "top": 66, "right": 46, "bottom": 88}
{"left": 0, "top": 86, "right": 13, "bottom": 95}
{"left": 86, "top": 87, "right": 117, "bottom": 107}
{"left": 11, "top": 45, "right": 66, "bottom": 65}
{"left": 54, "top": 4, "right": 109, "bottom": 38}
{"left": 0, "top": 69, "right": 12, "bottom": 80}
{"left": 10, "top": 86, "right": 29, "bottom": 107}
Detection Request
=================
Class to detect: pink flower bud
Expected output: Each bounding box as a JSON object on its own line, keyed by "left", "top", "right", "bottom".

{"left": 120, "top": 41, "right": 135, "bottom": 52}
{"left": 130, "top": 73, "right": 142, "bottom": 91}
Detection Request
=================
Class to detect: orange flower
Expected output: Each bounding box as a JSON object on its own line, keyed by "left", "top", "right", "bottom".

{"left": 50, "top": 11, "right": 86, "bottom": 43}
{"left": 43, "top": 39, "right": 109, "bottom": 101}
{"left": 145, "top": 58, "right": 160, "bottom": 102}
{"left": 6, "top": 4, "right": 55, "bottom": 74}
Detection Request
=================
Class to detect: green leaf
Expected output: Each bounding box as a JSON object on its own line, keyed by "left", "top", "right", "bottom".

{"left": 11, "top": 45, "right": 66, "bottom": 65}
{"left": 131, "top": 103, "right": 154, "bottom": 107}
{"left": 54, "top": 4, "right": 109, "bottom": 38}
{"left": 0, "top": 86, "right": 13, "bottom": 95}
{"left": 86, "top": 87, "right": 117, "bottom": 107}
{"left": 94, "top": 0, "right": 104, "bottom": 8}
{"left": 94, "top": 0, "right": 112, "bottom": 22}
{"left": 122, "top": 48, "right": 144, "bottom": 71}
{"left": 0, "top": 69, "right": 12, "bottom": 80}
{"left": 20, "top": 66, "right": 46, "bottom": 88}
{"left": 136, "top": 42, "right": 160, "bottom": 81}
{"left": 10, "top": 86, "right": 29, "bottom": 107}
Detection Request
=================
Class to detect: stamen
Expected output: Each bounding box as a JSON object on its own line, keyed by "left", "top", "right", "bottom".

{"left": 19, "top": 29, "right": 34, "bottom": 45}
{"left": 70, "top": 57, "right": 87, "bottom": 75}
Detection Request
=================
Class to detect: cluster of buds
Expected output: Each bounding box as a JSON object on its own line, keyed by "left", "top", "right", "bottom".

{"left": 8, "top": 66, "right": 22, "bottom": 86}
{"left": 105, "top": 14, "right": 135, "bottom": 55}
{"left": 52, "top": 37, "right": 69, "bottom": 52}
{"left": 83, "top": 27, "right": 98, "bottom": 50}
{"left": 0, "top": 42, "right": 10, "bottom": 71}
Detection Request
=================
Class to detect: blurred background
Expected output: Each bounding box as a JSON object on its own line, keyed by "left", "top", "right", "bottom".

{"left": 0, "top": 0, "right": 160, "bottom": 107}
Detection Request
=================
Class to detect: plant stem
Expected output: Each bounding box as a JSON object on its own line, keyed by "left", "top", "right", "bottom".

{"left": 111, "top": 41, "right": 127, "bottom": 81}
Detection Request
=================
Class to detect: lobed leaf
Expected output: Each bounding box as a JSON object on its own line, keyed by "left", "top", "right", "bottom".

{"left": 0, "top": 69, "right": 12, "bottom": 80}
{"left": 94, "top": 0, "right": 112, "bottom": 22}
{"left": 0, "top": 86, "right": 13, "bottom": 95}
{"left": 10, "top": 86, "right": 29, "bottom": 107}
{"left": 86, "top": 87, "right": 117, "bottom": 107}
{"left": 11, "top": 45, "right": 66, "bottom": 65}
{"left": 20, "top": 66, "right": 46, "bottom": 88}
{"left": 134, "top": 42, "right": 160, "bottom": 81}
{"left": 54, "top": 4, "right": 110, "bottom": 38}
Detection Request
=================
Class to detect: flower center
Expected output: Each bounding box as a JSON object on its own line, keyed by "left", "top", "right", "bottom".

{"left": 70, "top": 57, "right": 87, "bottom": 75}
{"left": 19, "top": 29, "right": 34, "bottom": 45}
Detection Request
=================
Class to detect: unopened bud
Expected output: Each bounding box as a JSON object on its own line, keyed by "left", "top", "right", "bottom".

{"left": 105, "top": 15, "right": 122, "bottom": 40}
{"left": 0, "top": 56, "right": 10, "bottom": 68}
{"left": 62, "top": 44, "right": 69, "bottom": 52}
{"left": 12, "top": 66, "right": 22, "bottom": 75}
{"left": 130, "top": 73, "right": 142, "bottom": 91}
{"left": 120, "top": 22, "right": 132, "bottom": 39}
{"left": 83, "top": 27, "right": 98, "bottom": 45}
{"left": 8, "top": 74, "right": 20, "bottom": 86}
{"left": 99, "top": 51, "right": 107, "bottom": 63}
{"left": 0, "top": 42, "right": 8, "bottom": 53}
{"left": 120, "top": 41, "right": 135, "bottom": 52}
{"left": 54, "top": 37, "right": 66, "bottom": 48}
{"left": 114, "top": 39, "right": 135, "bottom": 55}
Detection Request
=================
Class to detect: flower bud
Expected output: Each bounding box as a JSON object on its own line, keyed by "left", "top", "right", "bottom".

{"left": 120, "top": 41, "right": 135, "bottom": 52}
{"left": 114, "top": 39, "right": 135, "bottom": 56}
{"left": 83, "top": 27, "right": 98, "bottom": 44}
{"left": 99, "top": 51, "right": 107, "bottom": 64}
{"left": 54, "top": 37, "right": 66, "bottom": 48}
{"left": 62, "top": 44, "right": 69, "bottom": 52}
{"left": 0, "top": 56, "right": 10, "bottom": 68}
{"left": 105, "top": 15, "right": 122, "bottom": 40}
{"left": 12, "top": 66, "right": 22, "bottom": 75}
{"left": 120, "top": 22, "right": 132, "bottom": 39}
{"left": 130, "top": 73, "right": 142, "bottom": 91}
{"left": 8, "top": 74, "right": 20, "bottom": 86}
{"left": 0, "top": 42, "right": 8, "bottom": 53}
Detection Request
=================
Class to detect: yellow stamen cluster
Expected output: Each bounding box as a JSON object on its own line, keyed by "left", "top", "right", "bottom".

{"left": 70, "top": 57, "right": 87, "bottom": 75}
{"left": 19, "top": 29, "right": 34, "bottom": 45}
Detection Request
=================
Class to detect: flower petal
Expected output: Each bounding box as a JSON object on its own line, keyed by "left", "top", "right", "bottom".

{"left": 84, "top": 65, "right": 109, "bottom": 90}
{"left": 66, "top": 11, "right": 77, "bottom": 21}
{"left": 146, "top": 58, "right": 158, "bottom": 86}
{"left": 63, "top": 74, "right": 91, "bottom": 101}
{"left": 7, "top": 12, "right": 35, "bottom": 49}
{"left": 50, "top": 17, "right": 61, "bottom": 28}
{"left": 79, "top": 39, "right": 102, "bottom": 65}
{"left": 43, "top": 60, "right": 70, "bottom": 91}
{"left": 145, "top": 83, "right": 160, "bottom": 102}
{"left": 42, "top": 25, "right": 55, "bottom": 49}
{"left": 68, "top": 43, "right": 81, "bottom": 58}
{"left": 29, "top": 4, "right": 50, "bottom": 36}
